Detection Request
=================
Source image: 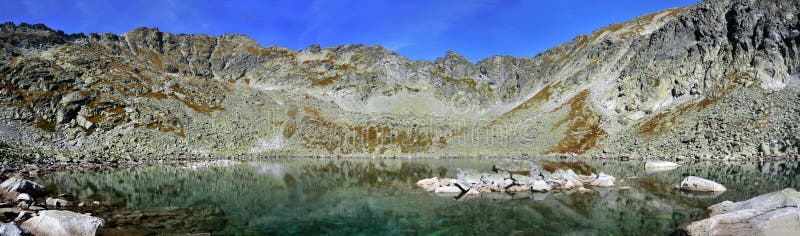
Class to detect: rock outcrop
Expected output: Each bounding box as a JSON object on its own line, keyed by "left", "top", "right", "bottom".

{"left": 2, "top": 0, "right": 800, "bottom": 160}
{"left": 687, "top": 188, "right": 800, "bottom": 236}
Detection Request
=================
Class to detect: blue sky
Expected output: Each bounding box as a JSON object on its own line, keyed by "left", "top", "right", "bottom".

{"left": 2, "top": 0, "right": 698, "bottom": 62}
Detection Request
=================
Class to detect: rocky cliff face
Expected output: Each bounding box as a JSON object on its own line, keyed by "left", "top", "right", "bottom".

{"left": 1, "top": 0, "right": 799, "bottom": 162}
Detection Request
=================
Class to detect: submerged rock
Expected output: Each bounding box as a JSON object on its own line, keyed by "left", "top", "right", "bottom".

{"left": 590, "top": 173, "right": 616, "bottom": 187}
{"left": 679, "top": 176, "right": 726, "bottom": 192}
{"left": 687, "top": 188, "right": 800, "bottom": 236}
{"left": 21, "top": 210, "right": 104, "bottom": 236}
{"left": 0, "top": 178, "right": 47, "bottom": 199}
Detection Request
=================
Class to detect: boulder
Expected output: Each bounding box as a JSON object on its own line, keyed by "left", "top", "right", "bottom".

{"left": 434, "top": 186, "right": 462, "bottom": 193}
{"left": 0, "top": 222, "right": 23, "bottom": 236}
{"left": 645, "top": 161, "right": 679, "bottom": 173}
{"left": 0, "top": 178, "right": 47, "bottom": 199}
{"left": 687, "top": 188, "right": 800, "bottom": 236}
{"left": 416, "top": 177, "right": 439, "bottom": 192}
{"left": 644, "top": 160, "right": 679, "bottom": 169}
{"left": 512, "top": 174, "right": 539, "bottom": 186}
{"left": 590, "top": 173, "right": 616, "bottom": 187}
{"left": 577, "top": 173, "right": 597, "bottom": 185}
{"left": 46, "top": 198, "right": 72, "bottom": 207}
{"left": 21, "top": 210, "right": 104, "bottom": 236}
{"left": 546, "top": 169, "right": 583, "bottom": 190}
{"left": 465, "top": 188, "right": 480, "bottom": 195}
{"left": 481, "top": 173, "right": 513, "bottom": 190}
{"left": 16, "top": 193, "right": 32, "bottom": 202}
{"left": 679, "top": 176, "right": 726, "bottom": 192}
{"left": 506, "top": 185, "right": 530, "bottom": 192}
{"left": 531, "top": 180, "right": 552, "bottom": 192}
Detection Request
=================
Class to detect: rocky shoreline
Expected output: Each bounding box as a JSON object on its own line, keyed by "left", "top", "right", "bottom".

{"left": 413, "top": 159, "right": 800, "bottom": 235}
{"left": 1, "top": 177, "right": 103, "bottom": 235}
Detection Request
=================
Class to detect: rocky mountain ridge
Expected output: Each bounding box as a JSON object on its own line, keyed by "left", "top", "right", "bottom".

{"left": 1, "top": 0, "right": 799, "bottom": 162}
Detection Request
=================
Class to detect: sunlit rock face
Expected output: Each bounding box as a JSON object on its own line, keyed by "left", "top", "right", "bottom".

{"left": 2, "top": 0, "right": 800, "bottom": 160}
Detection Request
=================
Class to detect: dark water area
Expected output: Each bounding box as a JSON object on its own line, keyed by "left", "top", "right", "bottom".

{"left": 34, "top": 158, "right": 800, "bottom": 235}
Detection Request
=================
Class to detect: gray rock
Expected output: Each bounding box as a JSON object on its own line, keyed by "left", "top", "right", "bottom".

{"left": 434, "top": 186, "right": 462, "bottom": 193}
{"left": 75, "top": 115, "right": 93, "bottom": 129}
{"left": 687, "top": 188, "right": 800, "bottom": 236}
{"left": 0, "top": 222, "right": 23, "bottom": 236}
{"left": 590, "top": 173, "right": 616, "bottom": 187}
{"left": 531, "top": 180, "right": 551, "bottom": 192}
{"left": 46, "top": 198, "right": 71, "bottom": 207}
{"left": 644, "top": 160, "right": 679, "bottom": 169}
{"left": 577, "top": 173, "right": 597, "bottom": 185}
{"left": 416, "top": 177, "right": 439, "bottom": 192}
{"left": 21, "top": 210, "right": 104, "bottom": 236}
{"left": 481, "top": 173, "right": 513, "bottom": 190}
{"left": 506, "top": 185, "right": 530, "bottom": 192}
{"left": 0, "top": 178, "right": 46, "bottom": 199}
{"left": 546, "top": 169, "right": 583, "bottom": 190}
{"left": 512, "top": 174, "right": 539, "bottom": 186}
{"left": 15, "top": 193, "right": 31, "bottom": 202}
{"left": 679, "top": 176, "right": 726, "bottom": 192}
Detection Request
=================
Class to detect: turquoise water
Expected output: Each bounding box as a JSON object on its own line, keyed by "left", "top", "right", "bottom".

{"left": 36, "top": 159, "right": 800, "bottom": 235}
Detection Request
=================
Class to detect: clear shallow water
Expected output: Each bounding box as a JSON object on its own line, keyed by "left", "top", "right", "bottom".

{"left": 35, "top": 159, "right": 800, "bottom": 235}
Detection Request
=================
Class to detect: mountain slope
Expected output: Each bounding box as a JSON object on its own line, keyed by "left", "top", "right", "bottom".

{"left": 1, "top": 0, "right": 799, "bottom": 161}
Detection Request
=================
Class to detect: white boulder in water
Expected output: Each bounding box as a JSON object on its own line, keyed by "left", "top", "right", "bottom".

{"left": 644, "top": 160, "right": 679, "bottom": 169}
{"left": 590, "top": 173, "right": 616, "bottom": 187}
{"left": 679, "top": 176, "right": 726, "bottom": 192}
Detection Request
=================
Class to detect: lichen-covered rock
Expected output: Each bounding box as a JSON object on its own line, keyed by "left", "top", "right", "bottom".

{"left": 687, "top": 188, "right": 800, "bottom": 236}
{"left": 679, "top": 176, "right": 726, "bottom": 192}
{"left": 21, "top": 210, "right": 104, "bottom": 236}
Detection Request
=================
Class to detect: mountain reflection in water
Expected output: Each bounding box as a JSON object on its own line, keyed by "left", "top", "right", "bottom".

{"left": 36, "top": 159, "right": 800, "bottom": 235}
